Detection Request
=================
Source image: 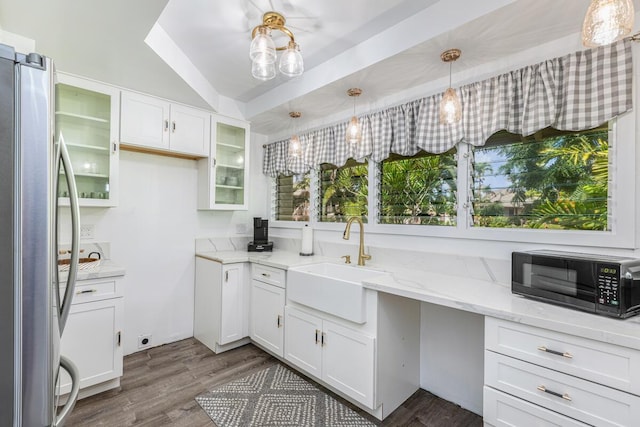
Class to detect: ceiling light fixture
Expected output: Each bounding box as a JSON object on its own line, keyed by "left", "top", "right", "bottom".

{"left": 288, "top": 111, "right": 302, "bottom": 158}
{"left": 346, "top": 88, "right": 363, "bottom": 145}
{"left": 250, "top": 11, "right": 303, "bottom": 80}
{"left": 439, "top": 48, "right": 462, "bottom": 125}
{"left": 582, "top": 0, "right": 635, "bottom": 47}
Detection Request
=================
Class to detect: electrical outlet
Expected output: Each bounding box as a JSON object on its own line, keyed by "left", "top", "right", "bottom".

{"left": 138, "top": 334, "right": 152, "bottom": 349}
{"left": 80, "top": 224, "right": 95, "bottom": 239}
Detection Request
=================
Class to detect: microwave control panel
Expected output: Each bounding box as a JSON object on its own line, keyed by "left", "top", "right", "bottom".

{"left": 596, "top": 264, "right": 620, "bottom": 307}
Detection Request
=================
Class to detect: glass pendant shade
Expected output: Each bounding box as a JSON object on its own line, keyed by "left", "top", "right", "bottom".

{"left": 439, "top": 87, "right": 462, "bottom": 124}
{"left": 251, "top": 56, "right": 276, "bottom": 80}
{"left": 279, "top": 41, "right": 304, "bottom": 77}
{"left": 249, "top": 26, "right": 276, "bottom": 63}
{"left": 346, "top": 116, "right": 362, "bottom": 144}
{"left": 582, "top": 0, "right": 635, "bottom": 47}
{"left": 288, "top": 135, "right": 302, "bottom": 157}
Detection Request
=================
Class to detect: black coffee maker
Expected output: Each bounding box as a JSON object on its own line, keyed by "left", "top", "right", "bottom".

{"left": 248, "top": 217, "right": 273, "bottom": 252}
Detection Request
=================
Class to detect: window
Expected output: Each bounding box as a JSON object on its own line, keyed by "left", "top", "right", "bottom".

{"left": 379, "top": 150, "right": 457, "bottom": 226}
{"left": 319, "top": 160, "right": 368, "bottom": 223}
{"left": 472, "top": 125, "right": 609, "bottom": 230}
{"left": 274, "top": 174, "right": 310, "bottom": 221}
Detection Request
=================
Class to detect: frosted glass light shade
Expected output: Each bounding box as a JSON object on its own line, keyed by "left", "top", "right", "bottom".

{"left": 279, "top": 42, "right": 304, "bottom": 77}
{"left": 346, "top": 116, "right": 362, "bottom": 144}
{"left": 252, "top": 56, "right": 276, "bottom": 80}
{"left": 439, "top": 87, "right": 462, "bottom": 124}
{"left": 288, "top": 135, "right": 302, "bottom": 157}
{"left": 582, "top": 0, "right": 635, "bottom": 47}
{"left": 249, "top": 26, "right": 276, "bottom": 63}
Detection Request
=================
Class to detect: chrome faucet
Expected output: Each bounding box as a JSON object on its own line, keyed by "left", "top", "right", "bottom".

{"left": 342, "top": 217, "right": 371, "bottom": 266}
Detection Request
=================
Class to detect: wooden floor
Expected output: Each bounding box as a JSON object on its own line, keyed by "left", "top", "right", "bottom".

{"left": 66, "top": 338, "right": 482, "bottom": 426}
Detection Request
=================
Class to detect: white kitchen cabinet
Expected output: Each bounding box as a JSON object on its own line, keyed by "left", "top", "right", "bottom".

{"left": 197, "top": 115, "right": 250, "bottom": 210}
{"left": 57, "top": 277, "right": 124, "bottom": 398}
{"left": 249, "top": 264, "right": 286, "bottom": 357}
{"left": 284, "top": 305, "right": 376, "bottom": 408}
{"left": 484, "top": 317, "right": 640, "bottom": 427}
{"left": 284, "top": 305, "right": 322, "bottom": 377}
{"left": 250, "top": 279, "right": 285, "bottom": 357}
{"left": 194, "top": 257, "right": 249, "bottom": 353}
{"left": 120, "top": 91, "right": 210, "bottom": 157}
{"left": 56, "top": 73, "right": 120, "bottom": 207}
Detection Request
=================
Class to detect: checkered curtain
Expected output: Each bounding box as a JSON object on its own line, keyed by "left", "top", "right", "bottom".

{"left": 263, "top": 39, "right": 632, "bottom": 177}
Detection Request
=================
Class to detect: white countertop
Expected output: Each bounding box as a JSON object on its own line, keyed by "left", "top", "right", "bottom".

{"left": 195, "top": 249, "right": 640, "bottom": 351}
{"left": 58, "top": 260, "right": 126, "bottom": 282}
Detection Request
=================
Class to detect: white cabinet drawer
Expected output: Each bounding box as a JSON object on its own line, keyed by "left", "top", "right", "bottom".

{"left": 64, "top": 278, "right": 120, "bottom": 304}
{"left": 484, "top": 386, "right": 589, "bottom": 427}
{"left": 252, "top": 264, "right": 285, "bottom": 288}
{"left": 485, "top": 317, "right": 640, "bottom": 395}
{"left": 485, "top": 351, "right": 640, "bottom": 427}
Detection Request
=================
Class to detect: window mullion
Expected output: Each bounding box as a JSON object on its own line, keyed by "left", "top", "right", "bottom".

{"left": 456, "top": 142, "right": 471, "bottom": 231}
{"left": 369, "top": 158, "right": 380, "bottom": 227}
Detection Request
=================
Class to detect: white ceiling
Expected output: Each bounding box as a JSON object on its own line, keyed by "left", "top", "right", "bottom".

{"left": 1, "top": 0, "right": 638, "bottom": 141}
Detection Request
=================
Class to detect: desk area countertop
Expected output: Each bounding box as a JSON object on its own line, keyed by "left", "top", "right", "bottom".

{"left": 195, "top": 249, "right": 640, "bottom": 351}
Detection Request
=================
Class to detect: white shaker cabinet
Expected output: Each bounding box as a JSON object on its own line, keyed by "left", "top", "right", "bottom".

{"left": 57, "top": 277, "right": 124, "bottom": 398}
{"left": 120, "top": 91, "right": 210, "bottom": 157}
{"left": 250, "top": 264, "right": 286, "bottom": 357}
{"left": 194, "top": 257, "right": 250, "bottom": 353}
{"left": 198, "top": 115, "right": 250, "bottom": 210}
{"left": 483, "top": 317, "right": 640, "bottom": 427}
{"left": 284, "top": 305, "right": 376, "bottom": 408}
{"left": 56, "top": 73, "right": 120, "bottom": 207}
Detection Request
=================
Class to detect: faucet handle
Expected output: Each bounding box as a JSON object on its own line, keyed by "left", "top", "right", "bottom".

{"left": 341, "top": 255, "right": 351, "bottom": 264}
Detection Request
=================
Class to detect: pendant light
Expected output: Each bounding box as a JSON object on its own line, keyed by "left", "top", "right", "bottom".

{"left": 439, "top": 49, "right": 462, "bottom": 125}
{"left": 288, "top": 111, "right": 302, "bottom": 158}
{"left": 346, "top": 88, "right": 363, "bottom": 145}
{"left": 582, "top": 0, "right": 635, "bottom": 47}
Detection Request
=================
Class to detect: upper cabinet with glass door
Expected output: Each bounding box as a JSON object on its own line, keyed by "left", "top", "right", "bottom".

{"left": 55, "top": 74, "right": 119, "bottom": 207}
{"left": 198, "top": 115, "right": 250, "bottom": 210}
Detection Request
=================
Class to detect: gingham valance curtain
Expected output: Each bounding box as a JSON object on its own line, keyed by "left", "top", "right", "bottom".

{"left": 263, "top": 39, "right": 633, "bottom": 177}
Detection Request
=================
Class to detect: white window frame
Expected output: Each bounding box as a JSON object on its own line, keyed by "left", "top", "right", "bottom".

{"left": 269, "top": 106, "right": 636, "bottom": 250}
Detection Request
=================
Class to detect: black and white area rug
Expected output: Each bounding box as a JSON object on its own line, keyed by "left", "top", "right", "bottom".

{"left": 195, "top": 364, "right": 376, "bottom": 426}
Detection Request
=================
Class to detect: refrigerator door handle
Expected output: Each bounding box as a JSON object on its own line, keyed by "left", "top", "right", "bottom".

{"left": 57, "top": 133, "right": 80, "bottom": 334}
{"left": 54, "top": 355, "right": 80, "bottom": 427}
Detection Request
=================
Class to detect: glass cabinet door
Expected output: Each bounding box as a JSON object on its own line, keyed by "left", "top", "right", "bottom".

{"left": 213, "top": 120, "right": 249, "bottom": 208}
{"left": 55, "top": 76, "right": 119, "bottom": 207}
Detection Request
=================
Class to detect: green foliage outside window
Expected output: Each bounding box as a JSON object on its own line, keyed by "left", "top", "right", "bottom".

{"left": 320, "top": 161, "right": 368, "bottom": 222}
{"left": 473, "top": 126, "right": 609, "bottom": 230}
{"left": 379, "top": 150, "right": 457, "bottom": 225}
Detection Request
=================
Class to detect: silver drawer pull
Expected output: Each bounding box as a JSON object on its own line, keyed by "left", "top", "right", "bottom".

{"left": 261, "top": 273, "right": 271, "bottom": 278}
{"left": 76, "top": 289, "right": 97, "bottom": 295}
{"left": 537, "top": 346, "right": 573, "bottom": 359}
{"left": 537, "top": 385, "right": 572, "bottom": 401}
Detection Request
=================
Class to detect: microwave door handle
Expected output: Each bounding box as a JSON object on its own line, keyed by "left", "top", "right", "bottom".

{"left": 54, "top": 355, "right": 80, "bottom": 427}
{"left": 57, "top": 134, "right": 80, "bottom": 334}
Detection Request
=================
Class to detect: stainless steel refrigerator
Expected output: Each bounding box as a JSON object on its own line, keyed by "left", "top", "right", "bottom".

{"left": 0, "top": 43, "right": 81, "bottom": 426}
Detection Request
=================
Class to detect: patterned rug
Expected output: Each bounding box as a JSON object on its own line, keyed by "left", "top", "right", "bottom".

{"left": 195, "top": 364, "right": 376, "bottom": 426}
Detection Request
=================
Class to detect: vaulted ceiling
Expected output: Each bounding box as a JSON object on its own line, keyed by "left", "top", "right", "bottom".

{"left": 1, "top": 0, "right": 638, "bottom": 141}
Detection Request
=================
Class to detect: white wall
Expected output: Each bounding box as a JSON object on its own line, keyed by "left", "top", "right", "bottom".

{"left": 59, "top": 132, "right": 268, "bottom": 355}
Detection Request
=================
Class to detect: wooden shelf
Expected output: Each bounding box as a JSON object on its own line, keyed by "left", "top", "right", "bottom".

{"left": 56, "top": 111, "right": 109, "bottom": 123}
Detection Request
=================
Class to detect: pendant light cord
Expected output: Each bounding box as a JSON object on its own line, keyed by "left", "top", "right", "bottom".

{"left": 449, "top": 61, "right": 452, "bottom": 88}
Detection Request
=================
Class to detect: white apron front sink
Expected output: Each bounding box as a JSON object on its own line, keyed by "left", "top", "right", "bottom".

{"left": 287, "top": 262, "right": 388, "bottom": 323}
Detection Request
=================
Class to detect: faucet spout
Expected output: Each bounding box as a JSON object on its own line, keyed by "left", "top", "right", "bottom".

{"left": 342, "top": 217, "right": 371, "bottom": 266}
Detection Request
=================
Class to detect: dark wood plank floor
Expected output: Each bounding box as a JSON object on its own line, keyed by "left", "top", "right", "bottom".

{"left": 65, "top": 338, "right": 482, "bottom": 426}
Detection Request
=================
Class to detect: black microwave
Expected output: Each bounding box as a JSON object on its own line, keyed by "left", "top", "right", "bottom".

{"left": 512, "top": 250, "right": 640, "bottom": 319}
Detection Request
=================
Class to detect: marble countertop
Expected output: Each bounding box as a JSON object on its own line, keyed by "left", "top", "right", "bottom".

{"left": 58, "top": 260, "right": 126, "bottom": 282}
{"left": 196, "top": 250, "right": 333, "bottom": 270}
{"left": 195, "top": 249, "right": 640, "bottom": 350}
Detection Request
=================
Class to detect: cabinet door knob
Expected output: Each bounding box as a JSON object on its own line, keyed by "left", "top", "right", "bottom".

{"left": 172, "top": 121, "right": 176, "bottom": 133}
{"left": 76, "top": 289, "right": 97, "bottom": 295}
{"left": 164, "top": 120, "right": 169, "bottom": 131}
{"left": 315, "top": 329, "right": 320, "bottom": 344}
{"left": 277, "top": 315, "right": 282, "bottom": 328}
{"left": 321, "top": 332, "right": 326, "bottom": 346}
{"left": 117, "top": 331, "right": 122, "bottom": 347}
